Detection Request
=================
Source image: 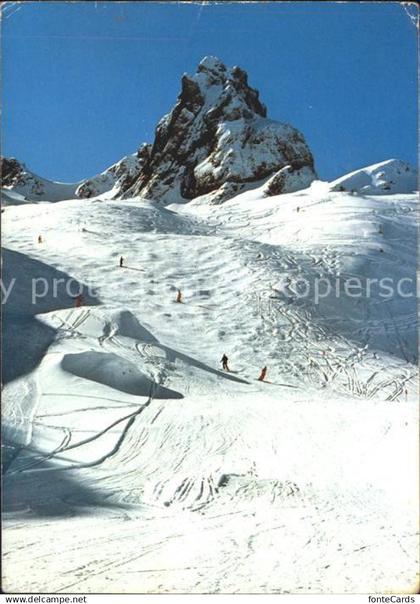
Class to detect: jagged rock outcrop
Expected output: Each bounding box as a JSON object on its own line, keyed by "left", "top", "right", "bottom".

{"left": 262, "top": 164, "right": 315, "bottom": 197}
{"left": 118, "top": 56, "right": 317, "bottom": 203}
{"left": 1, "top": 157, "right": 26, "bottom": 188}
{"left": 1, "top": 156, "right": 49, "bottom": 199}
{"left": 75, "top": 148, "right": 150, "bottom": 198}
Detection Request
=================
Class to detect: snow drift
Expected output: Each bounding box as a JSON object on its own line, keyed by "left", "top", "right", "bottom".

{"left": 330, "top": 159, "right": 417, "bottom": 195}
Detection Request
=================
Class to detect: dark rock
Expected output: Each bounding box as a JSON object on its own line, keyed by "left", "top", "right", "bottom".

{"left": 1, "top": 157, "right": 25, "bottom": 187}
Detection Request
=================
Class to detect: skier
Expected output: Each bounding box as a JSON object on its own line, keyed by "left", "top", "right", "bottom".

{"left": 119, "top": 256, "right": 124, "bottom": 268}
{"left": 296, "top": 206, "right": 300, "bottom": 213}
{"left": 75, "top": 294, "right": 83, "bottom": 308}
{"left": 258, "top": 366, "right": 267, "bottom": 381}
{"left": 38, "top": 235, "right": 43, "bottom": 244}
{"left": 221, "top": 354, "right": 230, "bottom": 372}
{"left": 176, "top": 289, "right": 182, "bottom": 303}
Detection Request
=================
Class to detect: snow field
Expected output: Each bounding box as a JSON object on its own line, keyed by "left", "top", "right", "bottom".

{"left": 2, "top": 181, "right": 418, "bottom": 593}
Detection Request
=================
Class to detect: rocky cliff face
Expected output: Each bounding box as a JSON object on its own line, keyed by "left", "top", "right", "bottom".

{"left": 117, "top": 56, "right": 317, "bottom": 203}
{"left": 1, "top": 156, "right": 50, "bottom": 199}
{"left": 1, "top": 157, "right": 34, "bottom": 189}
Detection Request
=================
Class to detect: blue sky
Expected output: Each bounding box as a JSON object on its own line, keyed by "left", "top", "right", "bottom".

{"left": 2, "top": 1, "right": 418, "bottom": 182}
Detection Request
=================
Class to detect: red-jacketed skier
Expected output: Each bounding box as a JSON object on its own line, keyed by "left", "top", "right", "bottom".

{"left": 258, "top": 366, "right": 267, "bottom": 381}
{"left": 75, "top": 294, "right": 83, "bottom": 308}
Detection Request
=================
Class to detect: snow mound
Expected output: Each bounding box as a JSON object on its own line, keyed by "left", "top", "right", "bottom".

{"left": 106, "top": 310, "right": 158, "bottom": 342}
{"left": 61, "top": 351, "right": 183, "bottom": 399}
{"left": 330, "top": 159, "right": 418, "bottom": 195}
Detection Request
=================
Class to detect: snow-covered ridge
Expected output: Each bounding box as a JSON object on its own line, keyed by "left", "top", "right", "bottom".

{"left": 330, "top": 159, "right": 418, "bottom": 195}
{"left": 75, "top": 153, "right": 146, "bottom": 199}
{"left": 1, "top": 157, "right": 80, "bottom": 204}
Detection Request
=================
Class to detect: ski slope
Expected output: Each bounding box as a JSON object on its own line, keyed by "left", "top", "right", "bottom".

{"left": 2, "top": 179, "right": 419, "bottom": 593}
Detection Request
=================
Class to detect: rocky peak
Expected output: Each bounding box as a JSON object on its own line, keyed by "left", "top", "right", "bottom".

{"left": 1, "top": 157, "right": 26, "bottom": 187}
{"left": 186, "top": 56, "right": 267, "bottom": 118}
{"left": 2, "top": 59, "right": 318, "bottom": 205}
{"left": 1, "top": 156, "right": 47, "bottom": 197}
{"left": 117, "top": 56, "right": 316, "bottom": 204}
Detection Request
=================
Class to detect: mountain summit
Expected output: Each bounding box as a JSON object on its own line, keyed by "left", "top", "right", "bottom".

{"left": 78, "top": 56, "right": 318, "bottom": 204}
{"left": 4, "top": 58, "right": 416, "bottom": 206}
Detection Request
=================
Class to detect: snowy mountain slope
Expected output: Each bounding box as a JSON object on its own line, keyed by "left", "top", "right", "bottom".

{"left": 179, "top": 179, "right": 418, "bottom": 363}
{"left": 75, "top": 152, "right": 147, "bottom": 199}
{"left": 1, "top": 157, "right": 80, "bottom": 204}
{"left": 330, "top": 159, "right": 418, "bottom": 195}
{"left": 2, "top": 179, "right": 418, "bottom": 593}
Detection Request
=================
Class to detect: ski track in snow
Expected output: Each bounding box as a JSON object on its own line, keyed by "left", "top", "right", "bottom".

{"left": 1, "top": 189, "right": 419, "bottom": 593}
